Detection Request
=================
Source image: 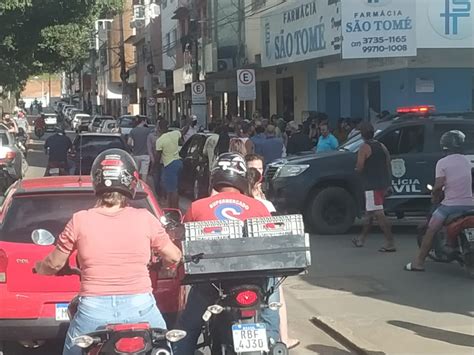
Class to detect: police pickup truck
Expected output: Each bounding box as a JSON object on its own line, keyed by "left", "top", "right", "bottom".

{"left": 265, "top": 106, "right": 474, "bottom": 234}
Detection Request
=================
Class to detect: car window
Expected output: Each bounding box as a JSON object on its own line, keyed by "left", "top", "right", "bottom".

{"left": 74, "top": 136, "right": 127, "bottom": 153}
{"left": 433, "top": 123, "right": 474, "bottom": 154}
{"left": 119, "top": 117, "right": 135, "bottom": 128}
{"left": 187, "top": 136, "right": 202, "bottom": 156}
{"left": 379, "top": 125, "right": 424, "bottom": 155}
{"left": 0, "top": 133, "right": 10, "bottom": 146}
{"left": 0, "top": 193, "right": 153, "bottom": 243}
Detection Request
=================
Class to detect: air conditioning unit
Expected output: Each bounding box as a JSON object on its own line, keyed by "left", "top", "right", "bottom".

{"left": 133, "top": 5, "right": 146, "bottom": 20}
{"left": 217, "top": 58, "right": 234, "bottom": 72}
{"left": 150, "top": 3, "right": 160, "bottom": 19}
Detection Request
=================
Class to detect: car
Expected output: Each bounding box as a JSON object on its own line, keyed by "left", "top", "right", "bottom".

{"left": 71, "top": 114, "right": 92, "bottom": 133}
{"left": 265, "top": 106, "right": 474, "bottom": 234}
{"left": 88, "top": 115, "right": 115, "bottom": 133}
{"left": 69, "top": 133, "right": 130, "bottom": 175}
{"left": 98, "top": 119, "right": 119, "bottom": 134}
{"left": 117, "top": 115, "right": 156, "bottom": 139}
{"left": 66, "top": 108, "right": 82, "bottom": 123}
{"left": 179, "top": 133, "right": 212, "bottom": 200}
{"left": 0, "top": 128, "right": 25, "bottom": 192}
{"left": 0, "top": 176, "right": 185, "bottom": 347}
{"left": 61, "top": 105, "right": 74, "bottom": 120}
{"left": 43, "top": 113, "right": 58, "bottom": 131}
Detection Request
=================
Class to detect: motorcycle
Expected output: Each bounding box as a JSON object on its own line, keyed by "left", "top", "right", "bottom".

{"left": 182, "top": 216, "right": 310, "bottom": 355}
{"left": 195, "top": 278, "right": 288, "bottom": 355}
{"left": 16, "top": 128, "right": 28, "bottom": 158}
{"left": 417, "top": 184, "right": 474, "bottom": 277}
{"left": 31, "top": 229, "right": 186, "bottom": 355}
{"left": 34, "top": 118, "right": 45, "bottom": 139}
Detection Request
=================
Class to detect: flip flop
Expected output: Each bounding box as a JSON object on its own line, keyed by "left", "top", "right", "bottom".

{"left": 352, "top": 238, "right": 363, "bottom": 248}
{"left": 378, "top": 247, "right": 397, "bottom": 252}
{"left": 404, "top": 262, "right": 425, "bottom": 272}
{"left": 287, "top": 339, "right": 300, "bottom": 350}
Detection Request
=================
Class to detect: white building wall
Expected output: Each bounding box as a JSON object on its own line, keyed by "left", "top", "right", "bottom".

{"left": 161, "top": 0, "right": 178, "bottom": 71}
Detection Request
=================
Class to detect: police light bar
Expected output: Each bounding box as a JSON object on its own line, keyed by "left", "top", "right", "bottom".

{"left": 396, "top": 105, "right": 436, "bottom": 114}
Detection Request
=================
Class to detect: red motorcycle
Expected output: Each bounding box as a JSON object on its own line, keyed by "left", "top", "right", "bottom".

{"left": 417, "top": 185, "right": 474, "bottom": 277}
{"left": 34, "top": 116, "right": 46, "bottom": 138}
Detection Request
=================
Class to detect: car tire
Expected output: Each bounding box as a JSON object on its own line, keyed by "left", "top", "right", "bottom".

{"left": 307, "top": 187, "right": 356, "bottom": 235}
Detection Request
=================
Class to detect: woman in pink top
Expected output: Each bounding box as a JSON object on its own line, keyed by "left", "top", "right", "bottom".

{"left": 35, "top": 149, "right": 182, "bottom": 355}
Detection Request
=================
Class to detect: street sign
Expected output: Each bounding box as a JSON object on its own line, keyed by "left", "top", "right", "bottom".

{"left": 237, "top": 69, "right": 256, "bottom": 101}
{"left": 192, "top": 82, "right": 206, "bottom": 105}
{"left": 147, "top": 97, "right": 156, "bottom": 106}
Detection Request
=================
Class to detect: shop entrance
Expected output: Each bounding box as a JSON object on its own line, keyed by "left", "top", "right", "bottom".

{"left": 276, "top": 77, "right": 294, "bottom": 121}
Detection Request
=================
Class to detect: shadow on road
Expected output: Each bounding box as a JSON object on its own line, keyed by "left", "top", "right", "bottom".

{"left": 305, "top": 344, "right": 353, "bottom": 354}
{"left": 387, "top": 320, "right": 474, "bottom": 348}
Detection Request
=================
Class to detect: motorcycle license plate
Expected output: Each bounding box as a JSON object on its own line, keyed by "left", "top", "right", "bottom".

{"left": 49, "top": 168, "right": 60, "bottom": 175}
{"left": 232, "top": 323, "right": 268, "bottom": 353}
{"left": 465, "top": 228, "right": 474, "bottom": 242}
{"left": 55, "top": 303, "right": 69, "bottom": 321}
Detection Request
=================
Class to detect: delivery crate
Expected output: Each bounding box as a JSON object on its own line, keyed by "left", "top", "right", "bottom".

{"left": 244, "top": 214, "right": 305, "bottom": 238}
{"left": 184, "top": 220, "right": 243, "bottom": 241}
{"left": 182, "top": 216, "right": 311, "bottom": 284}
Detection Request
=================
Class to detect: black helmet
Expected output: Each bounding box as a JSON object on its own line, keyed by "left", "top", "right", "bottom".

{"left": 91, "top": 149, "right": 139, "bottom": 199}
{"left": 210, "top": 153, "right": 248, "bottom": 194}
{"left": 55, "top": 125, "right": 65, "bottom": 134}
{"left": 440, "top": 130, "right": 465, "bottom": 153}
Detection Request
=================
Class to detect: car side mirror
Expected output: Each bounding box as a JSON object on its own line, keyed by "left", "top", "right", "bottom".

{"left": 31, "top": 229, "right": 55, "bottom": 246}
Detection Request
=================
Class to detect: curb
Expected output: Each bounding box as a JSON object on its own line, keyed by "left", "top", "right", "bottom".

{"left": 311, "top": 316, "right": 384, "bottom": 355}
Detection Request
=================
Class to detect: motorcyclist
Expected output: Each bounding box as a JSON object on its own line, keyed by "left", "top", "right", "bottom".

{"left": 0, "top": 113, "right": 18, "bottom": 134}
{"left": 405, "top": 130, "right": 474, "bottom": 272}
{"left": 35, "top": 149, "right": 182, "bottom": 355}
{"left": 173, "top": 152, "right": 281, "bottom": 354}
{"left": 34, "top": 113, "right": 46, "bottom": 132}
{"left": 44, "top": 126, "right": 72, "bottom": 176}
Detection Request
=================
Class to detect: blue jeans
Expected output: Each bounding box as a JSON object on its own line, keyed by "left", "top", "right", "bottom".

{"left": 429, "top": 204, "right": 474, "bottom": 231}
{"left": 63, "top": 293, "right": 167, "bottom": 355}
{"left": 173, "top": 280, "right": 280, "bottom": 355}
{"left": 162, "top": 159, "right": 183, "bottom": 193}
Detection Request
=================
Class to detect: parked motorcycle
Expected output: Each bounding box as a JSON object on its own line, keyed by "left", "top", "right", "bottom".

{"left": 31, "top": 229, "right": 186, "bottom": 355}
{"left": 417, "top": 185, "right": 474, "bottom": 277}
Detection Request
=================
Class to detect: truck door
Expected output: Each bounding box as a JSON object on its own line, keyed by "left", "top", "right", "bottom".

{"left": 378, "top": 123, "right": 430, "bottom": 213}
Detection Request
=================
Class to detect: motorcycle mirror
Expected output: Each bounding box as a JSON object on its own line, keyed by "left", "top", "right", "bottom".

{"left": 427, "top": 184, "right": 433, "bottom": 191}
{"left": 31, "top": 229, "right": 55, "bottom": 246}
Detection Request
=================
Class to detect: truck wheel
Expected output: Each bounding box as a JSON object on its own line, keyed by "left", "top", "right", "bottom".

{"left": 307, "top": 187, "right": 356, "bottom": 235}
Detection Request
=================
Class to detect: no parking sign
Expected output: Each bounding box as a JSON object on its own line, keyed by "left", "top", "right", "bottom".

{"left": 191, "top": 82, "right": 206, "bottom": 105}
{"left": 237, "top": 69, "right": 256, "bottom": 101}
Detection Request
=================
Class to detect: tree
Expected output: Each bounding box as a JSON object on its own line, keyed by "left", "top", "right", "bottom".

{"left": 0, "top": 0, "right": 123, "bottom": 93}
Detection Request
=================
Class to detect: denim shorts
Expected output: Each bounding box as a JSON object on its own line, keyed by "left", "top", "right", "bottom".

{"left": 63, "top": 293, "right": 166, "bottom": 355}
{"left": 162, "top": 159, "right": 183, "bottom": 193}
{"left": 429, "top": 204, "right": 474, "bottom": 231}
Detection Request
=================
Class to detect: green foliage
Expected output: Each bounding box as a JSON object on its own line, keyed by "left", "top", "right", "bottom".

{"left": 0, "top": 0, "right": 124, "bottom": 92}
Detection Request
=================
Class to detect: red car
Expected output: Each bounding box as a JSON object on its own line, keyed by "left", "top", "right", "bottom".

{"left": 0, "top": 176, "right": 185, "bottom": 347}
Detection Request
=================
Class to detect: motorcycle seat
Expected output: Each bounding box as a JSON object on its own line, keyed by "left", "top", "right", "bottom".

{"left": 445, "top": 209, "right": 474, "bottom": 225}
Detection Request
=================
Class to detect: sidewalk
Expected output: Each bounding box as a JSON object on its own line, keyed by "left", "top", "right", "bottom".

{"left": 285, "top": 233, "right": 474, "bottom": 355}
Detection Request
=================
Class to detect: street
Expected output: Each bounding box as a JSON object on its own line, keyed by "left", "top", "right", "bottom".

{"left": 6, "top": 132, "right": 472, "bottom": 354}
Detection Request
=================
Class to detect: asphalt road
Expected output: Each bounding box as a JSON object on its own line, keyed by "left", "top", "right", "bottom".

{"left": 3, "top": 131, "right": 356, "bottom": 354}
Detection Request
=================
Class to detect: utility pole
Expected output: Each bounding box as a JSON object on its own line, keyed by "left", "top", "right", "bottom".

{"left": 90, "top": 21, "right": 98, "bottom": 115}
{"left": 145, "top": 0, "right": 156, "bottom": 121}
{"left": 119, "top": 11, "right": 128, "bottom": 116}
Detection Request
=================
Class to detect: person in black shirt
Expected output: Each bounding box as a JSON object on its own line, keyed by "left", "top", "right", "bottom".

{"left": 44, "top": 126, "right": 73, "bottom": 176}
{"left": 286, "top": 121, "right": 313, "bottom": 155}
{"left": 353, "top": 122, "right": 395, "bottom": 251}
